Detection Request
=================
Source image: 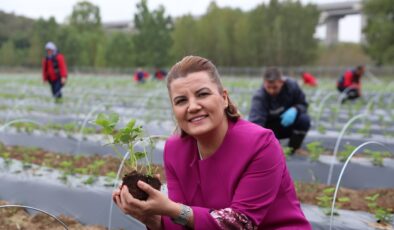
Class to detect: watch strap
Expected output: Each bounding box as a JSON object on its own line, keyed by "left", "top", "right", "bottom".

{"left": 171, "top": 204, "right": 192, "bottom": 226}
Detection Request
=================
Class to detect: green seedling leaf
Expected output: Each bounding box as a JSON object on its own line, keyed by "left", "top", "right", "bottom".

{"left": 134, "top": 151, "right": 146, "bottom": 160}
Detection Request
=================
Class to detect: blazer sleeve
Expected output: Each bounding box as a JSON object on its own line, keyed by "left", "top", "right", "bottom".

{"left": 162, "top": 140, "right": 223, "bottom": 229}
{"left": 230, "top": 131, "right": 285, "bottom": 225}
{"left": 162, "top": 141, "right": 191, "bottom": 230}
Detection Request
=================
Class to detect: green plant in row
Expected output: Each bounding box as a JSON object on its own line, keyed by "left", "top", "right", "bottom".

{"left": 317, "top": 124, "right": 326, "bottom": 134}
{"left": 365, "top": 193, "right": 393, "bottom": 225}
{"left": 358, "top": 121, "right": 371, "bottom": 138}
{"left": 316, "top": 187, "right": 350, "bottom": 216}
{"left": 0, "top": 152, "right": 13, "bottom": 168}
{"left": 364, "top": 150, "right": 391, "bottom": 167}
{"left": 306, "top": 141, "right": 324, "bottom": 162}
{"left": 338, "top": 144, "right": 355, "bottom": 163}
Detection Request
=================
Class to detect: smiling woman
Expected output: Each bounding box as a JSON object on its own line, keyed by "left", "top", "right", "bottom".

{"left": 112, "top": 56, "right": 312, "bottom": 230}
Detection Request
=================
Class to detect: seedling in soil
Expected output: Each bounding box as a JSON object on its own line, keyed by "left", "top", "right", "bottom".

{"left": 358, "top": 121, "right": 371, "bottom": 138}
{"left": 0, "top": 152, "right": 13, "bottom": 168}
{"left": 306, "top": 141, "right": 324, "bottom": 162}
{"left": 87, "top": 159, "right": 105, "bottom": 176}
{"left": 104, "top": 171, "right": 117, "bottom": 187}
{"left": 95, "top": 113, "right": 161, "bottom": 200}
{"left": 63, "top": 122, "right": 78, "bottom": 134}
{"left": 364, "top": 150, "right": 390, "bottom": 167}
{"left": 365, "top": 193, "right": 394, "bottom": 225}
{"left": 316, "top": 187, "right": 349, "bottom": 216}
{"left": 22, "top": 152, "right": 34, "bottom": 169}
{"left": 317, "top": 124, "right": 326, "bottom": 134}
{"left": 329, "top": 106, "right": 338, "bottom": 126}
{"left": 59, "top": 160, "right": 74, "bottom": 175}
{"left": 83, "top": 175, "right": 97, "bottom": 185}
{"left": 338, "top": 144, "right": 355, "bottom": 163}
{"left": 74, "top": 167, "right": 88, "bottom": 175}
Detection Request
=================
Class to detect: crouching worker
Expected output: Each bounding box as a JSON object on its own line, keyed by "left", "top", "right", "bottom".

{"left": 337, "top": 65, "right": 365, "bottom": 103}
{"left": 249, "top": 67, "right": 311, "bottom": 154}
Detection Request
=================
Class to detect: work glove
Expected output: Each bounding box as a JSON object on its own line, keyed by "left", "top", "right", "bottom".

{"left": 280, "top": 107, "right": 297, "bottom": 127}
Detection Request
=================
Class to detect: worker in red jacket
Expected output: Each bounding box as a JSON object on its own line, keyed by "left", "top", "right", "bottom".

{"left": 337, "top": 65, "right": 365, "bottom": 103}
{"left": 42, "top": 42, "right": 68, "bottom": 103}
{"left": 301, "top": 71, "right": 317, "bottom": 87}
{"left": 153, "top": 68, "right": 167, "bottom": 80}
{"left": 133, "top": 68, "right": 149, "bottom": 83}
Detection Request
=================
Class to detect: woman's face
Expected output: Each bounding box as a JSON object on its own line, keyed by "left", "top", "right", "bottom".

{"left": 169, "top": 71, "right": 228, "bottom": 138}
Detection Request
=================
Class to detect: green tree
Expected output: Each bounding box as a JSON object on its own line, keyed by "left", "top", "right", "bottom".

{"left": 133, "top": 0, "right": 173, "bottom": 67}
{"left": 0, "top": 11, "right": 34, "bottom": 47}
{"left": 248, "top": 0, "right": 319, "bottom": 66}
{"left": 66, "top": 1, "right": 104, "bottom": 66}
{"left": 0, "top": 40, "right": 17, "bottom": 66}
{"left": 106, "top": 32, "right": 135, "bottom": 67}
{"left": 363, "top": 0, "right": 394, "bottom": 64}
{"left": 170, "top": 15, "right": 199, "bottom": 61}
{"left": 57, "top": 26, "right": 83, "bottom": 67}
{"left": 170, "top": 0, "right": 318, "bottom": 67}
{"left": 32, "top": 17, "right": 59, "bottom": 47}
{"left": 196, "top": 3, "right": 244, "bottom": 66}
{"left": 69, "top": 1, "right": 102, "bottom": 32}
{"left": 27, "top": 33, "right": 42, "bottom": 66}
{"left": 94, "top": 40, "right": 107, "bottom": 67}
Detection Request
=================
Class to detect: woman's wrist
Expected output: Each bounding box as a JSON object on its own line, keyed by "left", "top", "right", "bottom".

{"left": 145, "top": 215, "right": 162, "bottom": 230}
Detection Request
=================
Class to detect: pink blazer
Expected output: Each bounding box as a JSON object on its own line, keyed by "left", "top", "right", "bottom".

{"left": 162, "top": 119, "right": 311, "bottom": 229}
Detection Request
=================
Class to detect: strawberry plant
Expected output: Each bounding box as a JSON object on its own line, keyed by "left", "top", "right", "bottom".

{"left": 338, "top": 144, "right": 355, "bottom": 163}
{"left": 306, "top": 141, "right": 324, "bottom": 162}
{"left": 365, "top": 193, "right": 394, "bottom": 224}
{"left": 95, "top": 112, "right": 161, "bottom": 200}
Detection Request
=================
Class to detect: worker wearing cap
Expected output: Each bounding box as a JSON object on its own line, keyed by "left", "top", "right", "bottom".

{"left": 249, "top": 67, "right": 311, "bottom": 154}
{"left": 42, "top": 41, "right": 68, "bottom": 103}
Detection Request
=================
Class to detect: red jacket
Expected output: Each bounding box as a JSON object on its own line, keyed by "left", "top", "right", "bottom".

{"left": 342, "top": 70, "right": 361, "bottom": 89}
{"left": 302, "top": 72, "right": 317, "bottom": 87}
{"left": 42, "top": 53, "right": 68, "bottom": 82}
{"left": 133, "top": 71, "right": 149, "bottom": 82}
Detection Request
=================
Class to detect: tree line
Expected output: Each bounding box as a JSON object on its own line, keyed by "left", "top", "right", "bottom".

{"left": 0, "top": 0, "right": 391, "bottom": 68}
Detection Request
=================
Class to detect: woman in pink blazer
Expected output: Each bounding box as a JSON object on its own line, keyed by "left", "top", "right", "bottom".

{"left": 113, "top": 56, "right": 311, "bottom": 230}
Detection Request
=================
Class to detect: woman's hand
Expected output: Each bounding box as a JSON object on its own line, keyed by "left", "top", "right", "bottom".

{"left": 112, "top": 178, "right": 180, "bottom": 230}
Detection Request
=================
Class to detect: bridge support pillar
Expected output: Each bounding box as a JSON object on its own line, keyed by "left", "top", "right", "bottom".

{"left": 325, "top": 15, "right": 343, "bottom": 45}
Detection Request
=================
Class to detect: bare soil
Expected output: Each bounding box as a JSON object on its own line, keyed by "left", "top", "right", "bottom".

{"left": 0, "top": 200, "right": 105, "bottom": 230}
{"left": 0, "top": 144, "right": 166, "bottom": 180}
{"left": 295, "top": 182, "right": 394, "bottom": 213}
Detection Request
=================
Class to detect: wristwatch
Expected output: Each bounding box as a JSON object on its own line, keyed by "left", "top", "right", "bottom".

{"left": 171, "top": 204, "right": 192, "bottom": 226}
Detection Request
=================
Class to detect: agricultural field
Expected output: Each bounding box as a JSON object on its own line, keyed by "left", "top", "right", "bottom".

{"left": 0, "top": 73, "right": 393, "bottom": 229}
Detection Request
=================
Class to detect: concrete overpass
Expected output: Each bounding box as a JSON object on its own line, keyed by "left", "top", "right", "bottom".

{"left": 317, "top": 1, "right": 363, "bottom": 45}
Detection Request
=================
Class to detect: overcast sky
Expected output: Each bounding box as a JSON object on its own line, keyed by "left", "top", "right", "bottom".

{"left": 1, "top": 0, "right": 362, "bottom": 42}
